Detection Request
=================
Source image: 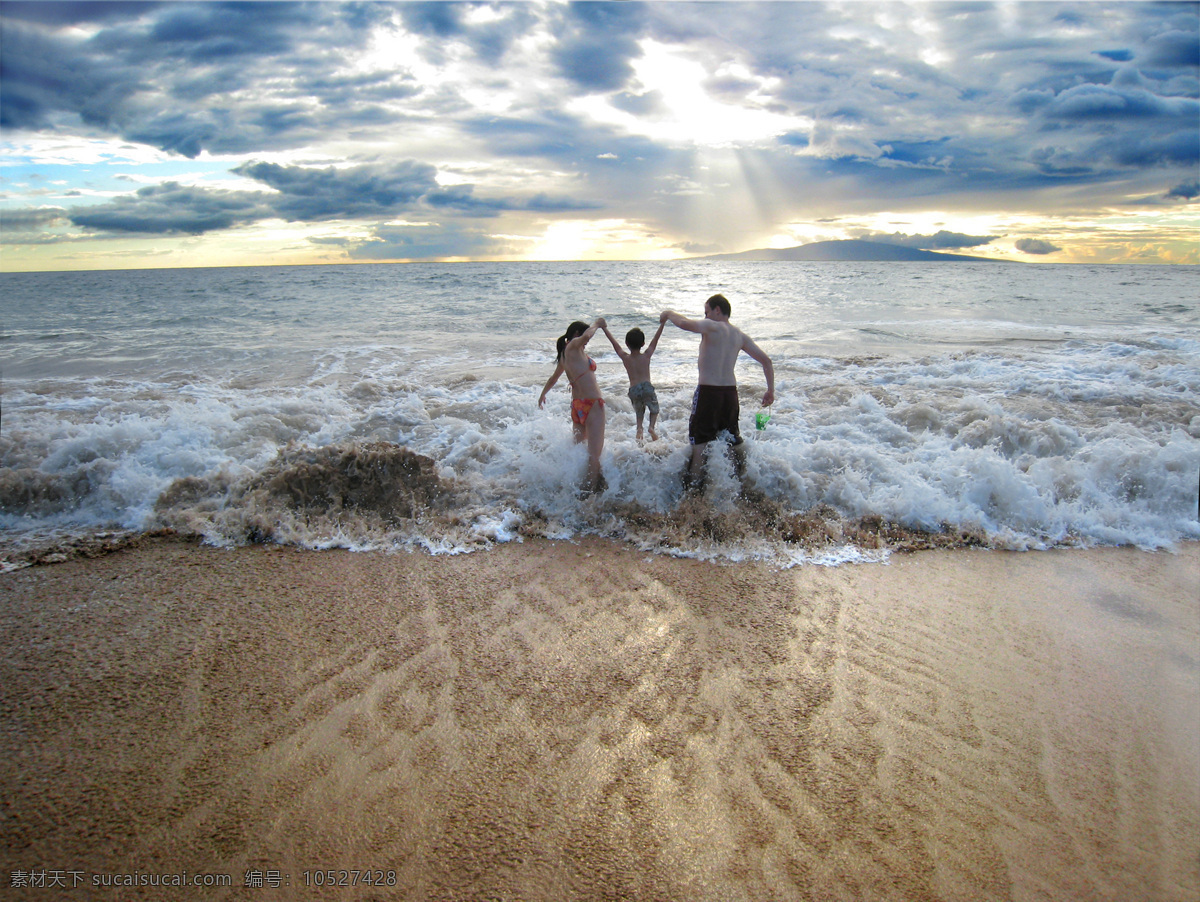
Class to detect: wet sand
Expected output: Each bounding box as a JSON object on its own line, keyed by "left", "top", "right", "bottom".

{"left": 2, "top": 538, "right": 1197, "bottom": 900}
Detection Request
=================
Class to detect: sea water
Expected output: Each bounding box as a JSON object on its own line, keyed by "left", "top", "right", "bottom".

{"left": 2, "top": 261, "right": 1197, "bottom": 567}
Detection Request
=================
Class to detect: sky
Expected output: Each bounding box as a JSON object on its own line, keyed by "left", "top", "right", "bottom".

{"left": 1, "top": 1, "right": 1197, "bottom": 271}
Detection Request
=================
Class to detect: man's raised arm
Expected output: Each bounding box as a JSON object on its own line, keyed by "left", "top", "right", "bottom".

{"left": 661, "top": 309, "right": 705, "bottom": 333}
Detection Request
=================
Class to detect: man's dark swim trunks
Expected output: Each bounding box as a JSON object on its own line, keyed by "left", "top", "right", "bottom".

{"left": 689, "top": 384, "right": 742, "bottom": 446}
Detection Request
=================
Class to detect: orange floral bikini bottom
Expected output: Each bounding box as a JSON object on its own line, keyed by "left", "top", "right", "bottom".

{"left": 571, "top": 397, "right": 604, "bottom": 426}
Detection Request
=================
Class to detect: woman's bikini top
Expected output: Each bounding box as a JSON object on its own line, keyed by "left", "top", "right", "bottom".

{"left": 567, "top": 356, "right": 596, "bottom": 386}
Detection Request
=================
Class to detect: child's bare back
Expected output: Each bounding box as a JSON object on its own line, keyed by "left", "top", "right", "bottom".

{"left": 621, "top": 347, "right": 653, "bottom": 384}
{"left": 602, "top": 322, "right": 666, "bottom": 443}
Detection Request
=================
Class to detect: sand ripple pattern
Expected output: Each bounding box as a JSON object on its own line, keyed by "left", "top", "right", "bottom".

{"left": 1, "top": 539, "right": 1196, "bottom": 900}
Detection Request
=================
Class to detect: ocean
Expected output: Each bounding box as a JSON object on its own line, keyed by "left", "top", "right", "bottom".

{"left": 2, "top": 260, "right": 1197, "bottom": 567}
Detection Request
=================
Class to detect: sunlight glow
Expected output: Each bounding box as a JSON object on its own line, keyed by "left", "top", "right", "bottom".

{"left": 357, "top": 26, "right": 429, "bottom": 80}
{"left": 570, "top": 40, "right": 802, "bottom": 148}
{"left": 525, "top": 218, "right": 684, "bottom": 261}
{"left": 911, "top": 11, "right": 952, "bottom": 68}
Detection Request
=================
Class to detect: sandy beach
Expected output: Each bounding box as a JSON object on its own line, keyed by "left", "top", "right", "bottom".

{"left": 1, "top": 537, "right": 1197, "bottom": 901}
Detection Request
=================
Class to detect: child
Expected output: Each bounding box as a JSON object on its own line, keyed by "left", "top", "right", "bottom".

{"left": 601, "top": 320, "right": 666, "bottom": 444}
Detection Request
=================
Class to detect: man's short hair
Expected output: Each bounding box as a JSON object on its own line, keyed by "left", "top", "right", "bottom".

{"left": 707, "top": 293, "right": 731, "bottom": 316}
{"left": 626, "top": 328, "right": 645, "bottom": 350}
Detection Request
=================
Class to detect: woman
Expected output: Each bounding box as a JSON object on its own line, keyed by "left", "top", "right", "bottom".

{"left": 539, "top": 317, "right": 607, "bottom": 493}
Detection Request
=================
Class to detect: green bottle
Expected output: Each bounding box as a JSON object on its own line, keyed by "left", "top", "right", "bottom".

{"left": 755, "top": 410, "right": 770, "bottom": 431}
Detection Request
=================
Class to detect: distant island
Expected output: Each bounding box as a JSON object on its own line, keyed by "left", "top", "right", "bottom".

{"left": 696, "top": 239, "right": 1007, "bottom": 262}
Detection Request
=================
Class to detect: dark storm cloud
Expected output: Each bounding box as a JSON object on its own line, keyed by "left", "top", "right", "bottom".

{"left": 396, "top": 1, "right": 538, "bottom": 65}
{"left": 425, "top": 184, "right": 602, "bottom": 216}
{"left": 1100, "top": 127, "right": 1200, "bottom": 168}
{"left": 1143, "top": 28, "right": 1200, "bottom": 67}
{"left": 236, "top": 160, "right": 599, "bottom": 220}
{"left": 234, "top": 160, "right": 440, "bottom": 220}
{"left": 0, "top": 18, "right": 141, "bottom": 131}
{"left": 462, "top": 108, "right": 676, "bottom": 185}
{"left": 1015, "top": 238, "right": 1062, "bottom": 255}
{"left": 396, "top": 1, "right": 466, "bottom": 37}
{"left": 142, "top": 2, "right": 313, "bottom": 60}
{"left": 1037, "top": 83, "right": 1197, "bottom": 121}
{"left": 863, "top": 230, "right": 998, "bottom": 251}
{"left": 64, "top": 160, "right": 600, "bottom": 236}
{"left": 0, "top": 1, "right": 392, "bottom": 152}
{"left": 0, "top": 2, "right": 163, "bottom": 26}
{"left": 69, "top": 183, "right": 272, "bottom": 235}
{"left": 550, "top": 1, "right": 649, "bottom": 91}
{"left": 0, "top": 206, "right": 68, "bottom": 238}
{"left": 347, "top": 221, "right": 509, "bottom": 260}
{"left": 464, "top": 111, "right": 587, "bottom": 158}
{"left": 298, "top": 70, "right": 423, "bottom": 106}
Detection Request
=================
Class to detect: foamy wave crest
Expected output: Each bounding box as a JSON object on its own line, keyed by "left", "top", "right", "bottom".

{"left": 2, "top": 345, "right": 1198, "bottom": 567}
{"left": 144, "top": 436, "right": 928, "bottom": 565}
{"left": 752, "top": 397, "right": 1199, "bottom": 551}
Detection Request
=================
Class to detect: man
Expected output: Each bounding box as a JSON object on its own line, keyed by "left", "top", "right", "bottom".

{"left": 660, "top": 293, "right": 775, "bottom": 486}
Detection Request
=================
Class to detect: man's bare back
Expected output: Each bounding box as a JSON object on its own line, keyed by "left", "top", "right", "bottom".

{"left": 661, "top": 293, "right": 775, "bottom": 483}
{"left": 661, "top": 295, "right": 774, "bottom": 405}
{"left": 696, "top": 319, "right": 752, "bottom": 386}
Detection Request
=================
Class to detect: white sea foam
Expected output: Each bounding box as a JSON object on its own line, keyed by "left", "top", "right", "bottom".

{"left": 2, "top": 261, "right": 1197, "bottom": 564}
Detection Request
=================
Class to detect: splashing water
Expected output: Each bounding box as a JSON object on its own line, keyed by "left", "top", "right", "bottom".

{"left": 2, "top": 261, "right": 1197, "bottom": 567}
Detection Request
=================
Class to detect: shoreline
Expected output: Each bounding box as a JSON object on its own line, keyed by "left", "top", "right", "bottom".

{"left": 2, "top": 537, "right": 1197, "bottom": 900}
{"left": 2, "top": 513, "right": 1190, "bottom": 573}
